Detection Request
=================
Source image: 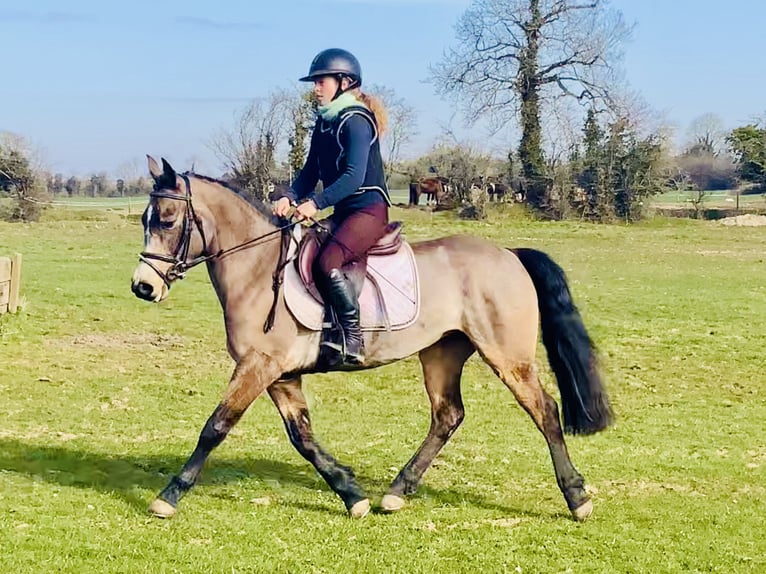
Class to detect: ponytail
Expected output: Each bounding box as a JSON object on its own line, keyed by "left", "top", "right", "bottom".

{"left": 358, "top": 91, "right": 388, "bottom": 136}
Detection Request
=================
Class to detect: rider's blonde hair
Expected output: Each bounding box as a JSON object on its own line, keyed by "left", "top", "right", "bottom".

{"left": 356, "top": 90, "right": 388, "bottom": 136}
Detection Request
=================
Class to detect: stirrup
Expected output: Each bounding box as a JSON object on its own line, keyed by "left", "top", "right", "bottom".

{"left": 320, "top": 339, "right": 365, "bottom": 366}
{"left": 318, "top": 336, "right": 365, "bottom": 367}
{"left": 316, "top": 342, "right": 343, "bottom": 371}
{"left": 316, "top": 314, "right": 344, "bottom": 371}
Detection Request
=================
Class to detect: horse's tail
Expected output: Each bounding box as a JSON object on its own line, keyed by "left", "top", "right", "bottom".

{"left": 510, "top": 248, "right": 612, "bottom": 435}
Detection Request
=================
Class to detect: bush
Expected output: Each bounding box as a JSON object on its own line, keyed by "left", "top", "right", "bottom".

{"left": 0, "top": 133, "right": 47, "bottom": 222}
{"left": 459, "top": 186, "right": 489, "bottom": 220}
{"left": 677, "top": 154, "right": 738, "bottom": 191}
{"left": 0, "top": 185, "right": 48, "bottom": 222}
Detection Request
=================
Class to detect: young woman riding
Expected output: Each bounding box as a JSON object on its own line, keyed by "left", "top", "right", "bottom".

{"left": 273, "top": 48, "right": 391, "bottom": 368}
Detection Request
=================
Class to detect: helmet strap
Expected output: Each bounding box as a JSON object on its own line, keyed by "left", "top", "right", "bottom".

{"left": 331, "top": 74, "right": 358, "bottom": 101}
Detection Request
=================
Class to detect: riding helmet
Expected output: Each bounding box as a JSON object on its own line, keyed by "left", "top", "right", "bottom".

{"left": 299, "top": 48, "right": 362, "bottom": 87}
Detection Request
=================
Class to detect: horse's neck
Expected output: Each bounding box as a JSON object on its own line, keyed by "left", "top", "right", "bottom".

{"left": 197, "top": 182, "right": 280, "bottom": 309}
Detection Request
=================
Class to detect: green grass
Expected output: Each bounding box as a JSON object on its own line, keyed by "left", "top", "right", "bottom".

{"left": 44, "top": 195, "right": 150, "bottom": 215}
{"left": 653, "top": 189, "right": 766, "bottom": 209}
{"left": 1, "top": 204, "right": 765, "bottom": 573}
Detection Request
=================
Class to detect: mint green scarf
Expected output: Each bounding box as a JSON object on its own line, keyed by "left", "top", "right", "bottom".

{"left": 318, "top": 92, "right": 367, "bottom": 121}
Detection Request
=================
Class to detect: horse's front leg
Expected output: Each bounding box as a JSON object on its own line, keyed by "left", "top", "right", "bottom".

{"left": 148, "top": 349, "right": 281, "bottom": 519}
{"left": 268, "top": 377, "right": 370, "bottom": 518}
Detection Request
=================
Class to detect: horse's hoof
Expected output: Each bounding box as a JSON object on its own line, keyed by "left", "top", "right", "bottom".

{"left": 571, "top": 499, "right": 593, "bottom": 522}
{"left": 148, "top": 498, "right": 177, "bottom": 519}
{"left": 380, "top": 494, "right": 406, "bottom": 513}
{"left": 348, "top": 498, "right": 371, "bottom": 520}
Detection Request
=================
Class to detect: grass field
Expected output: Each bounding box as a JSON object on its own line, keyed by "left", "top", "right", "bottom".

{"left": 652, "top": 189, "right": 766, "bottom": 210}
{"left": 47, "top": 190, "right": 416, "bottom": 208}
{"left": 3, "top": 186, "right": 763, "bottom": 213}
{"left": 1, "top": 202, "right": 765, "bottom": 573}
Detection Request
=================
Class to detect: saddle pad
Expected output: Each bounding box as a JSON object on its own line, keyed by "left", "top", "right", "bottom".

{"left": 284, "top": 241, "right": 420, "bottom": 332}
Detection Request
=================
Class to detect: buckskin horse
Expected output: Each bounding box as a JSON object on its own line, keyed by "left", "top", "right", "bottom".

{"left": 131, "top": 157, "right": 611, "bottom": 522}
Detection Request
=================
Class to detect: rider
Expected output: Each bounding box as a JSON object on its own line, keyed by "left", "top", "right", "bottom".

{"left": 273, "top": 48, "right": 391, "bottom": 367}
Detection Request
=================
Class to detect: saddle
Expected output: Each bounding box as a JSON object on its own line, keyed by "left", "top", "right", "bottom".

{"left": 296, "top": 221, "right": 401, "bottom": 299}
{"left": 284, "top": 221, "right": 420, "bottom": 332}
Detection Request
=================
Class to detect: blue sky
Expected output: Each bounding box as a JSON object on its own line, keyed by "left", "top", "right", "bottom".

{"left": 3, "top": 0, "right": 764, "bottom": 175}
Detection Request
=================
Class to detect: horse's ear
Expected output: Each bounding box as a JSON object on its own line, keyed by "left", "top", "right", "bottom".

{"left": 161, "top": 158, "right": 176, "bottom": 180}
{"left": 147, "top": 155, "right": 162, "bottom": 179}
{"left": 149, "top": 157, "right": 180, "bottom": 191}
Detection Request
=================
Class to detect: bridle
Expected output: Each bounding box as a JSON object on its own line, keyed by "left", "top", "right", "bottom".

{"left": 138, "top": 174, "right": 299, "bottom": 333}
{"left": 139, "top": 174, "right": 297, "bottom": 288}
{"left": 139, "top": 174, "right": 208, "bottom": 288}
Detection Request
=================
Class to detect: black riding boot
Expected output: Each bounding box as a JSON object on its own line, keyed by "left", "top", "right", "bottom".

{"left": 321, "top": 268, "right": 364, "bottom": 365}
{"left": 316, "top": 305, "right": 344, "bottom": 371}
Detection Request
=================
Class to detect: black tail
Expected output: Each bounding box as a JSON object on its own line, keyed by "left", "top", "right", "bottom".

{"left": 511, "top": 248, "right": 612, "bottom": 435}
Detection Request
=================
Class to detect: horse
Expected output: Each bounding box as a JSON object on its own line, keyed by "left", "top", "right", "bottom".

{"left": 131, "top": 156, "right": 612, "bottom": 522}
{"left": 486, "top": 180, "right": 509, "bottom": 202}
{"left": 472, "top": 177, "right": 509, "bottom": 202}
{"left": 408, "top": 177, "right": 448, "bottom": 206}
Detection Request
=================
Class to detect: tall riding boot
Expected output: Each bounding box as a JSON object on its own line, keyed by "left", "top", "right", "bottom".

{"left": 313, "top": 269, "right": 343, "bottom": 371}
{"left": 322, "top": 268, "right": 364, "bottom": 365}
{"left": 316, "top": 305, "right": 344, "bottom": 371}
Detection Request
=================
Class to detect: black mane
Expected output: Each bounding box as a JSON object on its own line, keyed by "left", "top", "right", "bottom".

{"left": 183, "top": 172, "right": 282, "bottom": 226}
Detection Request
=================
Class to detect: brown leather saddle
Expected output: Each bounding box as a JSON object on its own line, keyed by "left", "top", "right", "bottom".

{"left": 296, "top": 220, "right": 404, "bottom": 302}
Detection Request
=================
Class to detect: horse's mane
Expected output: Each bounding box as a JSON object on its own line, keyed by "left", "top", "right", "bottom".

{"left": 184, "top": 172, "right": 282, "bottom": 226}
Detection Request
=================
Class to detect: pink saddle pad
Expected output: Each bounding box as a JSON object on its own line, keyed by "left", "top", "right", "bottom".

{"left": 284, "top": 240, "right": 420, "bottom": 332}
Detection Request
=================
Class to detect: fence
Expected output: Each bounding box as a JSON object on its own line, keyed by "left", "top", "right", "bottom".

{"left": 0, "top": 253, "right": 22, "bottom": 314}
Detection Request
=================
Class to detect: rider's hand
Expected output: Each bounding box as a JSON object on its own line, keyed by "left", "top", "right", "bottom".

{"left": 273, "top": 197, "right": 292, "bottom": 217}
{"left": 294, "top": 200, "right": 318, "bottom": 221}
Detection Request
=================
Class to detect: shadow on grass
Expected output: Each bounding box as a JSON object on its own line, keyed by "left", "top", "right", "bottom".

{"left": 0, "top": 437, "right": 549, "bottom": 519}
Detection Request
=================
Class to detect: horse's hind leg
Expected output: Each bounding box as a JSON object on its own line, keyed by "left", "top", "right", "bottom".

{"left": 268, "top": 377, "right": 370, "bottom": 518}
{"left": 148, "top": 349, "right": 281, "bottom": 519}
{"left": 382, "top": 332, "right": 475, "bottom": 512}
{"left": 480, "top": 351, "right": 592, "bottom": 521}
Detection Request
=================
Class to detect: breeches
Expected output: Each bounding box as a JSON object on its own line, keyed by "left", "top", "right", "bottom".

{"left": 313, "top": 202, "right": 389, "bottom": 280}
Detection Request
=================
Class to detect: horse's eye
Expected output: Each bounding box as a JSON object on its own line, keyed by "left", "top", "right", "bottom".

{"left": 159, "top": 220, "right": 175, "bottom": 230}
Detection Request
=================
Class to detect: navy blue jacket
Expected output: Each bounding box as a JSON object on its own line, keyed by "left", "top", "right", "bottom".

{"left": 285, "top": 106, "right": 390, "bottom": 217}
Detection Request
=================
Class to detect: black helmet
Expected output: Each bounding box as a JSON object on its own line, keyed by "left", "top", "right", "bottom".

{"left": 299, "top": 48, "right": 362, "bottom": 87}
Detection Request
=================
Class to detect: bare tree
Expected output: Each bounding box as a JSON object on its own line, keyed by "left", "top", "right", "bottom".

{"left": 432, "top": 0, "right": 632, "bottom": 209}
{"left": 115, "top": 157, "right": 143, "bottom": 182}
{"left": 685, "top": 113, "right": 726, "bottom": 156}
{"left": 287, "top": 89, "right": 318, "bottom": 185}
{"left": 367, "top": 84, "right": 419, "bottom": 188}
{"left": 209, "top": 89, "right": 293, "bottom": 200}
{"left": 114, "top": 158, "right": 154, "bottom": 196}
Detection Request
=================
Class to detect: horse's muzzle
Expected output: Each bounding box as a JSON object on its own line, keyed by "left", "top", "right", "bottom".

{"left": 132, "top": 280, "right": 158, "bottom": 301}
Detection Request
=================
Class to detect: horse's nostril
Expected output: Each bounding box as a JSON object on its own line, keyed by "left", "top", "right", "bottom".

{"left": 132, "top": 281, "right": 155, "bottom": 299}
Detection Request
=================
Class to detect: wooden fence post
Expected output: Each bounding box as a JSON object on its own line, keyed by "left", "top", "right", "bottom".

{"left": 0, "top": 253, "right": 21, "bottom": 314}
{"left": 9, "top": 253, "right": 21, "bottom": 313}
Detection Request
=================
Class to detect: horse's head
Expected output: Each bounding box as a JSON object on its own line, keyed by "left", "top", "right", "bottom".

{"left": 131, "top": 156, "right": 209, "bottom": 302}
